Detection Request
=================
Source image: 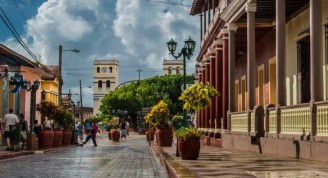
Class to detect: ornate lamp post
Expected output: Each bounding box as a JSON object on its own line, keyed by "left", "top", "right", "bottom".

{"left": 166, "top": 37, "right": 196, "bottom": 123}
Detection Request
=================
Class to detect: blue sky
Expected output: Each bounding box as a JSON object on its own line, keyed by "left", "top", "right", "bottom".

{"left": 0, "top": 0, "right": 199, "bottom": 107}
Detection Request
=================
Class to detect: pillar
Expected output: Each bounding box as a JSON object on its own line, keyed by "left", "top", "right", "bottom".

{"left": 209, "top": 48, "right": 216, "bottom": 128}
{"left": 221, "top": 28, "right": 229, "bottom": 129}
{"left": 246, "top": 2, "right": 256, "bottom": 110}
{"left": 276, "top": 0, "right": 286, "bottom": 106}
{"left": 215, "top": 39, "right": 223, "bottom": 129}
{"left": 205, "top": 56, "right": 211, "bottom": 128}
{"left": 228, "top": 24, "right": 238, "bottom": 112}
{"left": 310, "top": 0, "right": 323, "bottom": 101}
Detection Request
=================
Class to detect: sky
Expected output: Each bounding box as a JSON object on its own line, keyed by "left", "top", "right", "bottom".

{"left": 0, "top": 0, "right": 200, "bottom": 107}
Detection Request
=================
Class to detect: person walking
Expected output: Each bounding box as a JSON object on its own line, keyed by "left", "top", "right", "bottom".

{"left": 76, "top": 122, "right": 84, "bottom": 143}
{"left": 33, "top": 120, "right": 43, "bottom": 140}
{"left": 2, "top": 109, "right": 19, "bottom": 150}
{"left": 125, "top": 121, "right": 130, "bottom": 136}
{"left": 19, "top": 114, "right": 28, "bottom": 149}
{"left": 120, "top": 121, "right": 127, "bottom": 140}
{"left": 83, "top": 123, "right": 97, "bottom": 146}
{"left": 93, "top": 122, "right": 99, "bottom": 139}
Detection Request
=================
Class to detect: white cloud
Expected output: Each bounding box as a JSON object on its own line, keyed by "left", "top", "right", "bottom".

{"left": 1, "top": 0, "right": 199, "bottom": 107}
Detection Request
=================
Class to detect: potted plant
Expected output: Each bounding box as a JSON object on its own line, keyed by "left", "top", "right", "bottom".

{"left": 52, "top": 107, "right": 64, "bottom": 147}
{"left": 109, "top": 117, "right": 120, "bottom": 142}
{"left": 58, "top": 110, "right": 74, "bottom": 146}
{"left": 175, "top": 127, "right": 202, "bottom": 160}
{"left": 145, "top": 100, "right": 172, "bottom": 147}
{"left": 36, "top": 101, "right": 56, "bottom": 149}
{"left": 177, "top": 82, "right": 219, "bottom": 159}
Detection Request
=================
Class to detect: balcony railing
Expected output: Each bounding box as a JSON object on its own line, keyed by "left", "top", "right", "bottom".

{"left": 231, "top": 112, "right": 248, "bottom": 132}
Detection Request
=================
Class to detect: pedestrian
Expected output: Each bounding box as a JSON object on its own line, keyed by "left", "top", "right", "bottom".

{"left": 125, "top": 121, "right": 130, "bottom": 136}
{"left": 120, "top": 121, "right": 127, "bottom": 140}
{"left": 76, "top": 122, "right": 84, "bottom": 143}
{"left": 19, "top": 113, "right": 28, "bottom": 148}
{"left": 33, "top": 120, "right": 43, "bottom": 140}
{"left": 2, "top": 109, "right": 19, "bottom": 150}
{"left": 83, "top": 123, "right": 97, "bottom": 146}
{"left": 93, "top": 122, "right": 99, "bottom": 139}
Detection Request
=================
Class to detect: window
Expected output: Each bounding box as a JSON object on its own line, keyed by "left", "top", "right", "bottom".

{"left": 168, "top": 67, "right": 172, "bottom": 74}
{"left": 97, "top": 67, "right": 100, "bottom": 73}
{"left": 109, "top": 67, "right": 112, "bottom": 73}
{"left": 176, "top": 67, "right": 180, "bottom": 74}
{"left": 98, "top": 80, "right": 102, "bottom": 88}
{"left": 106, "top": 80, "right": 110, "bottom": 88}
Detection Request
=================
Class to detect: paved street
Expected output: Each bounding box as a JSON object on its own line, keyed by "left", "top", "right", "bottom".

{"left": 0, "top": 132, "right": 168, "bottom": 178}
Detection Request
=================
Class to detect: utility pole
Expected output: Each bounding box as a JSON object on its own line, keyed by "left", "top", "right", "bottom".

{"left": 136, "top": 68, "right": 143, "bottom": 81}
{"left": 58, "top": 45, "right": 62, "bottom": 106}
{"left": 136, "top": 68, "right": 143, "bottom": 135}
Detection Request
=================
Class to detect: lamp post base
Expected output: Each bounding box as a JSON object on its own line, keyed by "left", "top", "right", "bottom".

{"left": 26, "top": 134, "right": 38, "bottom": 150}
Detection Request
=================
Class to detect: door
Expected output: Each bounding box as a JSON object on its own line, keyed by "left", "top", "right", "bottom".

{"left": 297, "top": 36, "right": 310, "bottom": 103}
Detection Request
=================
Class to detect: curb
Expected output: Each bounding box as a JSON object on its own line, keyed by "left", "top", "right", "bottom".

{"left": 0, "top": 145, "right": 77, "bottom": 160}
{"left": 152, "top": 145, "right": 197, "bottom": 178}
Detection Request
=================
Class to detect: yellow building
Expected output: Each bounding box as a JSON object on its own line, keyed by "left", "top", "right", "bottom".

{"left": 41, "top": 65, "right": 59, "bottom": 106}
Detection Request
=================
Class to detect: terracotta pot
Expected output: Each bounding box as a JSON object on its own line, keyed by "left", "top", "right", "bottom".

{"left": 145, "top": 131, "right": 154, "bottom": 141}
{"left": 111, "top": 130, "right": 120, "bottom": 142}
{"left": 62, "top": 130, "right": 72, "bottom": 146}
{"left": 108, "top": 132, "right": 112, "bottom": 140}
{"left": 155, "top": 127, "right": 173, "bottom": 147}
{"left": 178, "top": 137, "right": 200, "bottom": 160}
{"left": 52, "top": 130, "right": 63, "bottom": 147}
{"left": 39, "top": 129, "right": 54, "bottom": 149}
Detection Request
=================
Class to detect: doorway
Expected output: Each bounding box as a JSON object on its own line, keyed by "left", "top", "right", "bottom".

{"left": 297, "top": 36, "right": 310, "bottom": 103}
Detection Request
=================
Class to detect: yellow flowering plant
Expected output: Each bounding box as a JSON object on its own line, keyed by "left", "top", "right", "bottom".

{"left": 174, "top": 127, "right": 202, "bottom": 140}
{"left": 179, "top": 82, "right": 219, "bottom": 112}
{"left": 109, "top": 117, "right": 119, "bottom": 130}
{"left": 145, "top": 100, "right": 170, "bottom": 129}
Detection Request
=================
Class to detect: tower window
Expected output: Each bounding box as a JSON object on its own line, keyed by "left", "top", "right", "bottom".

{"left": 109, "top": 67, "right": 112, "bottom": 73}
{"left": 97, "top": 67, "right": 100, "bottom": 73}
{"left": 106, "top": 80, "right": 110, "bottom": 88}
{"left": 168, "top": 67, "right": 172, "bottom": 74}
{"left": 98, "top": 80, "right": 102, "bottom": 88}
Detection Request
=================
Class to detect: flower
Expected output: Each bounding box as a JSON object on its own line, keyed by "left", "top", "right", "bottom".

{"left": 179, "top": 82, "right": 219, "bottom": 112}
{"left": 145, "top": 100, "right": 170, "bottom": 128}
{"left": 109, "top": 117, "right": 119, "bottom": 130}
{"left": 174, "top": 127, "right": 202, "bottom": 140}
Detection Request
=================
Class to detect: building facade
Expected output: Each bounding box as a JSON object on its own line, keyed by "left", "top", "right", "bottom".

{"left": 163, "top": 58, "right": 183, "bottom": 75}
{"left": 190, "top": 0, "right": 328, "bottom": 162}
{"left": 93, "top": 59, "right": 119, "bottom": 115}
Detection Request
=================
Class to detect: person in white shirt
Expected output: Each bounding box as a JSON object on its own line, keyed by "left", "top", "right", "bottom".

{"left": 2, "top": 109, "right": 19, "bottom": 150}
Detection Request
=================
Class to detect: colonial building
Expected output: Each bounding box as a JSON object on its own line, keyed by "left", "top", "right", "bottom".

{"left": 163, "top": 58, "right": 183, "bottom": 75}
{"left": 93, "top": 59, "right": 119, "bottom": 115}
{"left": 190, "top": 0, "right": 328, "bottom": 162}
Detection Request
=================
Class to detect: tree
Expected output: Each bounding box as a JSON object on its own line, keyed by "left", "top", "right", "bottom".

{"left": 100, "top": 74, "right": 195, "bottom": 128}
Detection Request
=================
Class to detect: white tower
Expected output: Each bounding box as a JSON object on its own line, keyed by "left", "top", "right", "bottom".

{"left": 163, "top": 58, "right": 183, "bottom": 75}
{"left": 93, "top": 59, "right": 119, "bottom": 115}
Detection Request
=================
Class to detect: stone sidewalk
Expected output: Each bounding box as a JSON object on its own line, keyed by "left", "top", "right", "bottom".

{"left": 153, "top": 141, "right": 328, "bottom": 178}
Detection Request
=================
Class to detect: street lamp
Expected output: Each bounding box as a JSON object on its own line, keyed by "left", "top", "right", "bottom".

{"left": 58, "top": 45, "right": 80, "bottom": 106}
{"left": 166, "top": 37, "right": 196, "bottom": 123}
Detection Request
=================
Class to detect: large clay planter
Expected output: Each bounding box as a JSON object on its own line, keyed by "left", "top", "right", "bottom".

{"left": 52, "top": 130, "right": 63, "bottom": 147}
{"left": 145, "top": 131, "right": 154, "bottom": 141}
{"left": 108, "top": 132, "right": 112, "bottom": 140}
{"left": 111, "top": 130, "right": 120, "bottom": 142}
{"left": 178, "top": 137, "right": 200, "bottom": 160}
{"left": 62, "top": 130, "right": 72, "bottom": 146}
{"left": 39, "top": 129, "right": 54, "bottom": 149}
{"left": 155, "top": 127, "right": 173, "bottom": 147}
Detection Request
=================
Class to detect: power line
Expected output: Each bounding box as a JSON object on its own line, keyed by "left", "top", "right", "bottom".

{"left": 11, "top": 0, "right": 58, "bottom": 49}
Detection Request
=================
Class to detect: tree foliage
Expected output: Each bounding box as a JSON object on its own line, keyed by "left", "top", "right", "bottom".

{"left": 100, "top": 74, "right": 194, "bottom": 127}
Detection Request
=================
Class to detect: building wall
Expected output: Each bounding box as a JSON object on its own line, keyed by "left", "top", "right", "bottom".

{"left": 41, "top": 77, "right": 59, "bottom": 105}
{"left": 234, "top": 29, "right": 276, "bottom": 111}
{"left": 285, "top": 1, "right": 328, "bottom": 105}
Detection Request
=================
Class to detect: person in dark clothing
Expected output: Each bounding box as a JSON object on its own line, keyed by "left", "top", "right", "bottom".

{"left": 83, "top": 123, "right": 97, "bottom": 146}
{"left": 120, "top": 121, "right": 127, "bottom": 140}
{"left": 19, "top": 114, "right": 28, "bottom": 147}
{"left": 33, "top": 120, "right": 43, "bottom": 140}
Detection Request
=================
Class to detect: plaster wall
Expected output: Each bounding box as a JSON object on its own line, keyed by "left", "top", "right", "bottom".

{"left": 285, "top": 1, "right": 328, "bottom": 105}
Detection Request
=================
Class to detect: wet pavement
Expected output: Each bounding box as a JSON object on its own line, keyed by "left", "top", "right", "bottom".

{"left": 0, "top": 132, "right": 168, "bottom": 178}
{"left": 159, "top": 141, "right": 328, "bottom": 178}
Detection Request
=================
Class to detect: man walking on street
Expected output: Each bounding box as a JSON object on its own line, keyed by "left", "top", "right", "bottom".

{"left": 2, "top": 109, "right": 19, "bottom": 150}
{"left": 83, "top": 123, "right": 97, "bottom": 146}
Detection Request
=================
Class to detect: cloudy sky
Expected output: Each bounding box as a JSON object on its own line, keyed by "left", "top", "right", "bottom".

{"left": 0, "top": 0, "right": 200, "bottom": 107}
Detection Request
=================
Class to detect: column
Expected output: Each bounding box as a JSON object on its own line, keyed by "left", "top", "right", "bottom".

{"left": 197, "top": 67, "right": 202, "bottom": 128}
{"left": 201, "top": 62, "right": 206, "bottom": 128}
{"left": 246, "top": 2, "right": 256, "bottom": 110}
{"left": 310, "top": 0, "right": 323, "bottom": 101}
{"left": 228, "top": 23, "right": 238, "bottom": 112}
{"left": 208, "top": 0, "right": 211, "bottom": 24}
{"left": 209, "top": 48, "right": 216, "bottom": 128}
{"left": 200, "top": 12, "right": 203, "bottom": 41}
{"left": 221, "top": 28, "right": 229, "bottom": 129}
{"left": 203, "top": 6, "right": 207, "bottom": 33}
{"left": 215, "top": 39, "right": 223, "bottom": 129}
{"left": 205, "top": 56, "right": 211, "bottom": 128}
{"left": 276, "top": 0, "right": 286, "bottom": 106}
